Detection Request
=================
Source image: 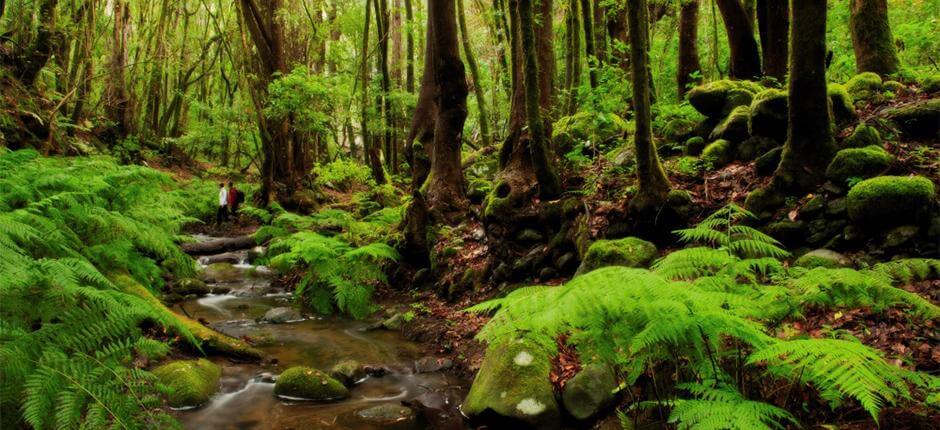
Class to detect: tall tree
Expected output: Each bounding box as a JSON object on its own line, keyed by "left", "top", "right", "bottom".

{"left": 592, "top": 1, "right": 607, "bottom": 64}
{"left": 564, "top": 0, "right": 583, "bottom": 114}
{"left": 359, "top": 0, "right": 386, "bottom": 183}
{"left": 715, "top": 0, "right": 762, "bottom": 79}
{"left": 105, "top": 0, "right": 133, "bottom": 139}
{"left": 849, "top": 0, "right": 900, "bottom": 76}
{"left": 404, "top": 0, "right": 415, "bottom": 92}
{"left": 457, "top": 0, "right": 493, "bottom": 149}
{"left": 757, "top": 0, "right": 789, "bottom": 81}
{"left": 677, "top": 0, "right": 702, "bottom": 99}
{"left": 521, "top": 0, "right": 561, "bottom": 198}
{"left": 580, "top": 0, "right": 598, "bottom": 88}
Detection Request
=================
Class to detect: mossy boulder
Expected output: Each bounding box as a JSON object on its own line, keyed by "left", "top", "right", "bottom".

{"left": 828, "top": 84, "right": 857, "bottom": 126}
{"left": 560, "top": 364, "right": 618, "bottom": 421}
{"left": 462, "top": 338, "right": 559, "bottom": 427}
{"left": 701, "top": 139, "right": 734, "bottom": 166}
{"left": 921, "top": 74, "right": 940, "bottom": 94}
{"left": 552, "top": 111, "right": 630, "bottom": 153}
{"left": 825, "top": 146, "right": 893, "bottom": 185}
{"left": 842, "top": 124, "right": 881, "bottom": 148}
{"left": 200, "top": 262, "right": 241, "bottom": 283}
{"left": 274, "top": 366, "right": 349, "bottom": 400}
{"left": 687, "top": 80, "right": 762, "bottom": 118}
{"left": 171, "top": 278, "right": 211, "bottom": 296}
{"left": 847, "top": 176, "right": 937, "bottom": 226}
{"left": 883, "top": 98, "right": 940, "bottom": 140}
{"left": 684, "top": 136, "right": 707, "bottom": 156}
{"left": 845, "top": 72, "right": 883, "bottom": 102}
{"left": 153, "top": 359, "right": 221, "bottom": 408}
{"left": 575, "top": 237, "right": 657, "bottom": 275}
{"left": 764, "top": 220, "right": 807, "bottom": 248}
{"left": 794, "top": 249, "right": 853, "bottom": 269}
{"left": 748, "top": 89, "right": 788, "bottom": 139}
{"left": 755, "top": 146, "right": 783, "bottom": 176}
{"left": 883, "top": 80, "right": 905, "bottom": 94}
{"left": 737, "top": 136, "right": 779, "bottom": 161}
{"left": 662, "top": 117, "right": 699, "bottom": 143}
{"left": 329, "top": 360, "right": 365, "bottom": 386}
{"left": 710, "top": 105, "right": 751, "bottom": 143}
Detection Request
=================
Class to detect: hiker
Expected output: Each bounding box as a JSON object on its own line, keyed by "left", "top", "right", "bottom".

{"left": 227, "top": 181, "right": 241, "bottom": 218}
{"left": 216, "top": 183, "right": 228, "bottom": 225}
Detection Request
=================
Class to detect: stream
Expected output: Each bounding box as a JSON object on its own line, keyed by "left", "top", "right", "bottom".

{"left": 174, "top": 236, "right": 470, "bottom": 430}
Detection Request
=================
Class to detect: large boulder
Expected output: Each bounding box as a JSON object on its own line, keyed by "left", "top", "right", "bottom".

{"left": 687, "top": 80, "right": 762, "bottom": 118}
{"left": 329, "top": 360, "right": 365, "bottom": 386}
{"left": 152, "top": 359, "right": 221, "bottom": 408}
{"left": 274, "top": 366, "right": 349, "bottom": 400}
{"left": 552, "top": 111, "right": 630, "bottom": 154}
{"left": 847, "top": 176, "right": 936, "bottom": 226}
{"left": 171, "top": 278, "right": 212, "bottom": 296}
{"left": 576, "top": 237, "right": 658, "bottom": 275}
{"left": 701, "top": 139, "right": 734, "bottom": 166}
{"left": 825, "top": 146, "right": 893, "bottom": 185}
{"left": 462, "top": 338, "right": 559, "bottom": 427}
{"left": 845, "top": 72, "right": 883, "bottom": 102}
{"left": 560, "top": 364, "right": 618, "bottom": 421}
{"left": 662, "top": 117, "right": 700, "bottom": 143}
{"left": 794, "top": 249, "right": 853, "bottom": 269}
{"left": 883, "top": 99, "right": 940, "bottom": 140}
{"left": 842, "top": 124, "right": 881, "bottom": 148}
{"left": 748, "top": 89, "right": 788, "bottom": 139}
{"left": 710, "top": 105, "right": 751, "bottom": 143}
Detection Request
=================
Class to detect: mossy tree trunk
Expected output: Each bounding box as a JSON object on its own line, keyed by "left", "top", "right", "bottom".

{"left": 757, "top": 0, "right": 788, "bottom": 81}
{"left": 606, "top": 3, "right": 630, "bottom": 75}
{"left": 849, "top": 0, "right": 900, "bottom": 76}
{"left": 628, "top": 0, "right": 671, "bottom": 209}
{"left": 457, "top": 0, "right": 493, "bottom": 149}
{"left": 677, "top": 0, "right": 702, "bottom": 100}
{"left": 565, "top": 0, "right": 583, "bottom": 114}
{"left": 593, "top": 1, "right": 607, "bottom": 64}
{"left": 580, "top": 0, "right": 598, "bottom": 88}
{"left": 105, "top": 0, "right": 133, "bottom": 140}
{"left": 715, "top": 0, "right": 762, "bottom": 80}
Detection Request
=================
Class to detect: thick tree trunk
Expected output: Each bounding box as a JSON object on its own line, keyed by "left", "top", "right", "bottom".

{"left": 580, "top": 0, "right": 598, "bottom": 88}
{"left": 360, "top": 0, "right": 387, "bottom": 184}
{"left": 628, "top": 0, "right": 671, "bottom": 209}
{"left": 566, "top": 0, "right": 583, "bottom": 114}
{"left": 714, "top": 0, "right": 762, "bottom": 80}
{"left": 757, "top": 0, "right": 788, "bottom": 81}
{"left": 375, "top": 0, "right": 394, "bottom": 176}
{"left": 592, "top": 1, "right": 607, "bottom": 64}
{"left": 457, "top": 0, "right": 493, "bottom": 149}
{"left": 607, "top": 3, "right": 629, "bottom": 75}
{"left": 105, "top": 0, "right": 133, "bottom": 139}
{"left": 677, "top": 0, "right": 702, "bottom": 100}
{"left": 405, "top": 10, "right": 437, "bottom": 188}
{"left": 849, "top": 0, "right": 900, "bottom": 76}
{"left": 536, "top": 0, "right": 556, "bottom": 118}
{"left": 404, "top": 0, "right": 415, "bottom": 92}
{"left": 521, "top": 0, "right": 562, "bottom": 198}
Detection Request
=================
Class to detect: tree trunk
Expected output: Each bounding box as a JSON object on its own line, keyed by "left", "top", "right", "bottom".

{"left": 404, "top": 0, "right": 415, "bottom": 92}
{"left": 457, "top": 0, "right": 493, "bottom": 149}
{"left": 757, "top": 0, "right": 788, "bottom": 81}
{"left": 628, "top": 0, "right": 671, "bottom": 209}
{"left": 677, "top": 0, "right": 702, "bottom": 100}
{"left": 566, "top": 0, "right": 583, "bottom": 114}
{"left": 105, "top": 0, "right": 133, "bottom": 139}
{"left": 714, "top": 0, "right": 762, "bottom": 80}
{"left": 607, "top": 3, "right": 629, "bottom": 75}
{"left": 360, "top": 0, "right": 387, "bottom": 184}
{"left": 849, "top": 0, "right": 900, "bottom": 76}
{"left": 375, "top": 0, "right": 394, "bottom": 176}
{"left": 592, "top": 1, "right": 607, "bottom": 64}
{"left": 536, "top": 0, "right": 556, "bottom": 119}
{"left": 580, "top": 0, "right": 598, "bottom": 88}
{"left": 521, "top": 0, "right": 562, "bottom": 198}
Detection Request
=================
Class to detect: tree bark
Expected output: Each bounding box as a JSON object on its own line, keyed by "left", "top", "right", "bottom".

{"left": 105, "top": 0, "right": 133, "bottom": 139}
{"left": 628, "top": 0, "right": 671, "bottom": 209}
{"left": 592, "top": 1, "right": 607, "bottom": 64}
{"left": 757, "top": 0, "right": 789, "bottom": 81}
{"left": 714, "top": 0, "right": 762, "bottom": 80}
{"left": 404, "top": 0, "right": 415, "bottom": 92}
{"left": 849, "top": 0, "right": 900, "bottom": 76}
{"left": 521, "top": 0, "right": 562, "bottom": 198}
{"left": 580, "top": 0, "right": 598, "bottom": 88}
{"left": 565, "top": 0, "right": 583, "bottom": 114}
{"left": 360, "top": 0, "right": 387, "bottom": 184}
{"left": 677, "top": 0, "right": 702, "bottom": 100}
{"left": 457, "top": 0, "right": 493, "bottom": 149}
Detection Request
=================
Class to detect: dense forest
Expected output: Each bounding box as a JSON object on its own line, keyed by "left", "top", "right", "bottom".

{"left": 1, "top": 0, "right": 939, "bottom": 429}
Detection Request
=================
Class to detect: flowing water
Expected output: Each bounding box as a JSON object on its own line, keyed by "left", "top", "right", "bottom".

{"left": 175, "top": 237, "right": 469, "bottom": 430}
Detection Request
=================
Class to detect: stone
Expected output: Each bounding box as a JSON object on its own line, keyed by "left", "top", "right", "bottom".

{"left": 414, "top": 356, "right": 454, "bottom": 373}
{"left": 754, "top": 146, "right": 783, "bottom": 176}
{"left": 710, "top": 105, "right": 751, "bottom": 143}
{"left": 921, "top": 74, "right": 940, "bottom": 94}
{"left": 748, "top": 88, "right": 788, "bottom": 139}
{"left": 684, "top": 136, "right": 706, "bottom": 156}
{"left": 846, "top": 176, "right": 936, "bottom": 226}
{"left": 516, "top": 229, "right": 544, "bottom": 243}
{"left": 828, "top": 84, "right": 857, "bottom": 126}
{"left": 261, "top": 307, "right": 302, "bottom": 324}
{"left": 825, "top": 146, "right": 893, "bottom": 185}
{"left": 737, "top": 136, "right": 779, "bottom": 161}
{"left": 462, "top": 338, "right": 560, "bottom": 427}
{"left": 560, "top": 364, "right": 618, "bottom": 421}
{"left": 842, "top": 124, "right": 881, "bottom": 148}
{"left": 701, "top": 139, "right": 734, "bottom": 166}
{"left": 662, "top": 118, "right": 699, "bottom": 143}
{"left": 381, "top": 313, "right": 404, "bottom": 330}
{"left": 764, "top": 220, "right": 807, "bottom": 248}
{"left": 538, "top": 267, "right": 557, "bottom": 281}
{"left": 794, "top": 249, "right": 853, "bottom": 269}
{"left": 845, "top": 72, "right": 883, "bottom": 102}
{"left": 576, "top": 237, "right": 658, "bottom": 275}
{"left": 172, "top": 278, "right": 212, "bottom": 296}
{"left": 330, "top": 360, "right": 365, "bottom": 386}
{"left": 826, "top": 198, "right": 848, "bottom": 217}
{"left": 200, "top": 262, "right": 242, "bottom": 283}
{"left": 152, "top": 359, "right": 221, "bottom": 408}
{"left": 552, "top": 111, "right": 630, "bottom": 154}
{"left": 883, "top": 80, "right": 905, "bottom": 94}
{"left": 883, "top": 98, "right": 940, "bottom": 140}
{"left": 274, "top": 366, "right": 349, "bottom": 400}
{"left": 687, "top": 80, "right": 762, "bottom": 118}
{"left": 355, "top": 404, "right": 416, "bottom": 424}
{"left": 882, "top": 225, "right": 920, "bottom": 248}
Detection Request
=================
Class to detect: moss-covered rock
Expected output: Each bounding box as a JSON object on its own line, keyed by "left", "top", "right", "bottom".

{"left": 575, "top": 237, "right": 657, "bottom": 275}
{"left": 883, "top": 98, "right": 940, "bottom": 140}
{"left": 828, "top": 84, "right": 857, "bottom": 126}
{"left": 171, "top": 278, "right": 211, "bottom": 296}
{"left": 755, "top": 146, "right": 783, "bottom": 176}
{"left": 274, "top": 366, "right": 349, "bottom": 400}
{"left": 684, "top": 136, "right": 706, "bottom": 156}
{"left": 710, "top": 105, "right": 751, "bottom": 143}
{"left": 552, "top": 111, "right": 630, "bottom": 153}
{"left": 748, "top": 88, "right": 788, "bottom": 139}
{"left": 845, "top": 72, "right": 883, "bottom": 102}
{"left": 883, "top": 80, "right": 905, "bottom": 94}
{"left": 560, "top": 364, "right": 618, "bottom": 421}
{"left": 794, "top": 249, "right": 853, "bottom": 269}
{"left": 744, "top": 186, "right": 786, "bottom": 218}
{"left": 842, "top": 124, "right": 881, "bottom": 148}
{"left": 764, "top": 220, "right": 807, "bottom": 248}
{"left": 701, "top": 139, "right": 734, "bottom": 166}
{"left": 462, "top": 338, "right": 559, "bottom": 427}
{"left": 737, "top": 136, "right": 779, "bottom": 161}
{"left": 687, "top": 80, "right": 762, "bottom": 118}
{"left": 153, "top": 359, "right": 221, "bottom": 408}
{"left": 329, "top": 360, "right": 365, "bottom": 386}
{"left": 847, "top": 176, "right": 937, "bottom": 225}
{"left": 826, "top": 146, "right": 893, "bottom": 185}
{"left": 662, "top": 117, "right": 699, "bottom": 143}
{"left": 921, "top": 74, "right": 940, "bottom": 94}
{"left": 200, "top": 262, "right": 241, "bottom": 283}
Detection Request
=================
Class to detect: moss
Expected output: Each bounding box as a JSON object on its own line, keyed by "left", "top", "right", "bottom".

{"left": 845, "top": 72, "right": 883, "bottom": 101}
{"left": 744, "top": 186, "right": 786, "bottom": 218}
{"left": 329, "top": 360, "right": 364, "bottom": 386}
{"left": 826, "top": 146, "right": 893, "bottom": 185}
{"left": 847, "top": 176, "right": 937, "bottom": 225}
{"left": 737, "top": 136, "right": 778, "bottom": 161}
{"left": 667, "top": 189, "right": 693, "bottom": 207}
{"left": 153, "top": 359, "right": 221, "bottom": 408}
{"left": 828, "top": 84, "right": 857, "bottom": 126}
{"left": 793, "top": 249, "right": 853, "bottom": 269}
{"left": 462, "top": 338, "right": 559, "bottom": 426}
{"left": 662, "top": 118, "right": 698, "bottom": 143}
{"left": 683, "top": 136, "right": 706, "bottom": 156}
{"left": 701, "top": 139, "right": 734, "bottom": 166}
{"left": 576, "top": 237, "right": 657, "bottom": 275}
{"left": 560, "top": 364, "right": 618, "bottom": 421}
{"left": 482, "top": 180, "right": 513, "bottom": 221}
{"left": 748, "top": 88, "right": 788, "bottom": 139}
{"left": 172, "top": 278, "right": 210, "bottom": 295}
{"left": 883, "top": 80, "right": 905, "bottom": 93}
{"left": 883, "top": 98, "right": 940, "bottom": 140}
{"left": 921, "top": 74, "right": 940, "bottom": 94}
{"left": 755, "top": 146, "right": 783, "bottom": 177}
{"left": 843, "top": 124, "right": 881, "bottom": 148}
{"left": 710, "top": 105, "right": 751, "bottom": 143}
{"left": 200, "top": 263, "right": 241, "bottom": 283}
{"left": 552, "top": 111, "right": 630, "bottom": 153}
{"left": 687, "top": 80, "right": 762, "bottom": 118}
{"left": 274, "top": 366, "right": 349, "bottom": 400}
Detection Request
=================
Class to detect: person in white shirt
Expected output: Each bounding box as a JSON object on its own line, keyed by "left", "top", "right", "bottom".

{"left": 216, "top": 183, "right": 228, "bottom": 225}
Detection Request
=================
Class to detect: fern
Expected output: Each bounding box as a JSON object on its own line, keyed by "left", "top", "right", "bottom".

{"left": 666, "top": 384, "right": 798, "bottom": 430}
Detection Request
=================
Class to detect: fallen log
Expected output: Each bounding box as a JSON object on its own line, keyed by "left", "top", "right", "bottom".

{"left": 182, "top": 235, "right": 256, "bottom": 255}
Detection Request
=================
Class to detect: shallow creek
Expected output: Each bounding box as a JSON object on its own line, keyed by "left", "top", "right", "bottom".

{"left": 174, "top": 238, "right": 469, "bottom": 429}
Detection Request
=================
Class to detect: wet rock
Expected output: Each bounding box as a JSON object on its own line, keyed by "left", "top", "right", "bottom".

{"left": 847, "top": 176, "right": 936, "bottom": 226}
{"left": 794, "top": 249, "right": 853, "bottom": 269}
{"left": 247, "top": 246, "right": 266, "bottom": 264}
{"left": 261, "top": 307, "right": 302, "bottom": 324}
{"left": 256, "top": 372, "right": 277, "bottom": 383}
{"left": 200, "top": 262, "right": 242, "bottom": 283}
{"left": 405, "top": 391, "right": 465, "bottom": 429}
{"left": 381, "top": 313, "right": 404, "bottom": 330}
{"left": 882, "top": 225, "right": 920, "bottom": 248}
{"left": 362, "top": 364, "right": 391, "bottom": 377}
{"left": 755, "top": 146, "right": 783, "bottom": 176}
{"left": 152, "top": 359, "right": 221, "bottom": 408}
{"left": 355, "top": 404, "right": 416, "bottom": 425}
{"left": 462, "top": 338, "right": 560, "bottom": 428}
{"left": 576, "top": 237, "right": 658, "bottom": 276}
{"left": 414, "top": 356, "right": 454, "bottom": 373}
{"left": 273, "top": 366, "right": 348, "bottom": 400}
{"left": 561, "top": 364, "right": 618, "bottom": 421}
{"left": 842, "top": 124, "right": 881, "bottom": 148}
{"left": 826, "top": 146, "right": 893, "bottom": 185}
{"left": 883, "top": 98, "right": 940, "bottom": 140}
{"left": 172, "top": 278, "right": 212, "bottom": 296}
{"left": 200, "top": 252, "right": 245, "bottom": 265}
{"left": 330, "top": 360, "right": 365, "bottom": 386}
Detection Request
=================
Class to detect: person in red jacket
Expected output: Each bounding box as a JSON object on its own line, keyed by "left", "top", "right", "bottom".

{"left": 227, "top": 181, "right": 241, "bottom": 219}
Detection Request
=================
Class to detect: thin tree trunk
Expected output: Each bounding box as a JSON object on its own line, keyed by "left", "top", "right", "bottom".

{"left": 105, "top": 0, "right": 133, "bottom": 139}
{"left": 677, "top": 0, "right": 702, "bottom": 99}
{"left": 404, "top": 0, "right": 415, "bottom": 92}
{"left": 580, "top": 0, "right": 597, "bottom": 88}
{"left": 592, "top": 1, "right": 607, "bottom": 64}
{"left": 757, "top": 0, "right": 788, "bottom": 81}
{"left": 457, "top": 0, "right": 493, "bottom": 149}
{"left": 849, "top": 0, "right": 900, "bottom": 75}
{"left": 566, "top": 0, "right": 583, "bottom": 114}
{"left": 715, "top": 0, "right": 761, "bottom": 80}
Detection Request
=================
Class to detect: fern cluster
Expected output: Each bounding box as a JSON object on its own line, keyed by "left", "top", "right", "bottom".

{"left": 1, "top": 149, "right": 199, "bottom": 429}
{"left": 469, "top": 204, "right": 940, "bottom": 429}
